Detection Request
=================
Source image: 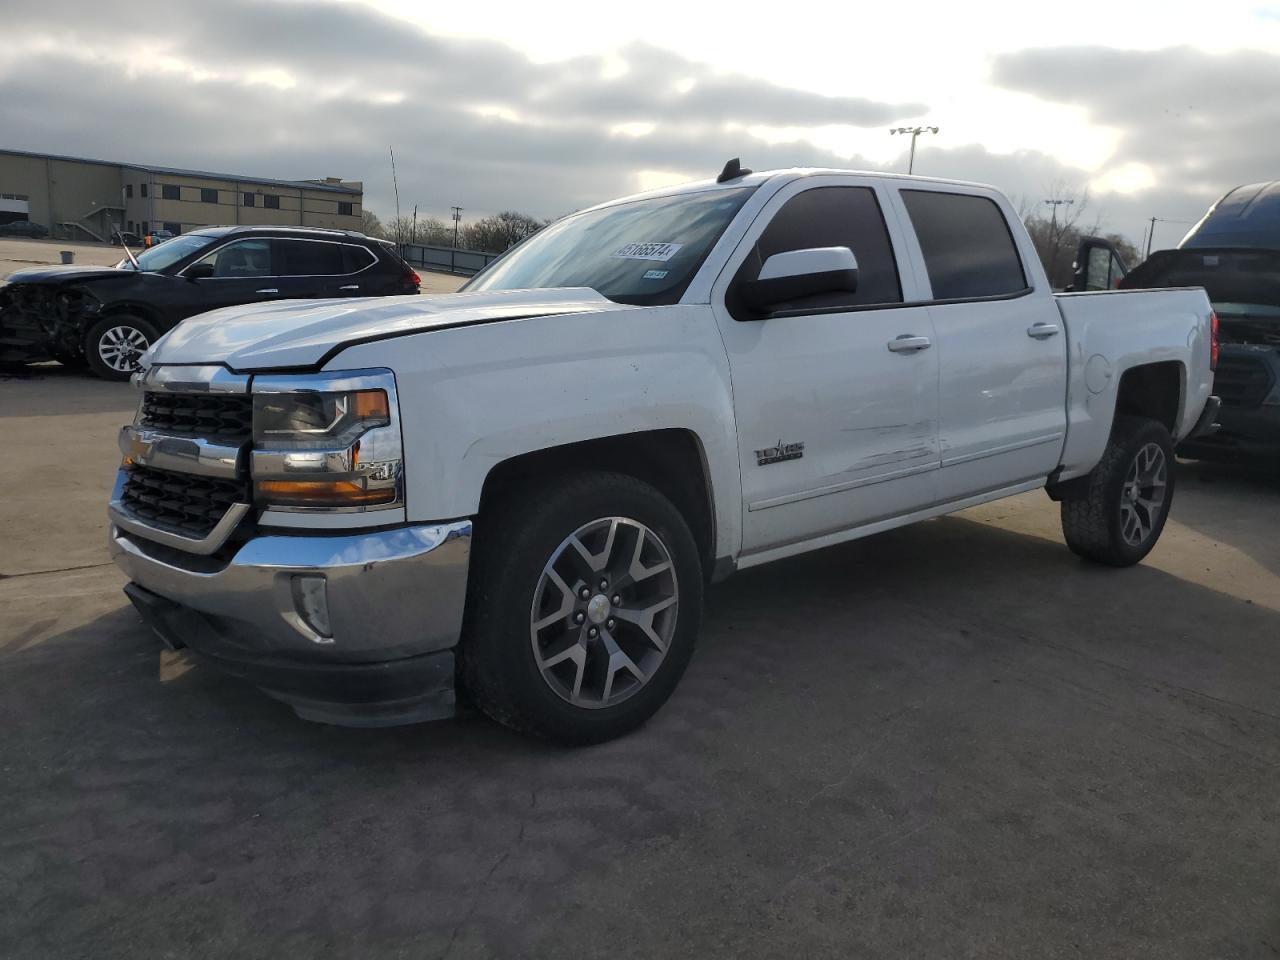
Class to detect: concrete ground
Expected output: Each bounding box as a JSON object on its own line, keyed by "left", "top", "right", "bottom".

{"left": 0, "top": 238, "right": 467, "bottom": 295}
{"left": 2, "top": 368, "right": 1278, "bottom": 959}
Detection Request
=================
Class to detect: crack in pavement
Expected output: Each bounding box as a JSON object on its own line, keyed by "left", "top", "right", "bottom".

{"left": 0, "top": 561, "right": 114, "bottom": 581}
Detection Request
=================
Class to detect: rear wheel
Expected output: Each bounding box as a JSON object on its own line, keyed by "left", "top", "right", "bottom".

{"left": 84, "top": 314, "right": 158, "bottom": 381}
{"left": 462, "top": 471, "right": 703, "bottom": 744}
{"left": 1061, "top": 416, "right": 1176, "bottom": 566}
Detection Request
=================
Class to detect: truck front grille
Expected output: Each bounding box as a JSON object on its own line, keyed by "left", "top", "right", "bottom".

{"left": 139, "top": 392, "right": 254, "bottom": 443}
{"left": 1215, "top": 352, "right": 1275, "bottom": 408}
{"left": 120, "top": 464, "right": 249, "bottom": 538}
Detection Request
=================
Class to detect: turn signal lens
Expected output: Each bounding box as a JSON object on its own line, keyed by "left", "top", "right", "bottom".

{"left": 254, "top": 479, "right": 397, "bottom": 507}
{"left": 1210, "top": 311, "right": 1219, "bottom": 372}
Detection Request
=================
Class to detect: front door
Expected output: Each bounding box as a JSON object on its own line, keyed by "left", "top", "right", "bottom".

{"left": 711, "top": 177, "right": 941, "bottom": 559}
{"left": 185, "top": 237, "right": 281, "bottom": 313}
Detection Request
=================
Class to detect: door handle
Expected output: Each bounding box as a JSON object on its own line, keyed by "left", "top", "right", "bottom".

{"left": 1027, "top": 322, "right": 1060, "bottom": 339}
{"left": 887, "top": 334, "right": 932, "bottom": 353}
{"left": 338, "top": 285, "right": 360, "bottom": 292}
{"left": 255, "top": 288, "right": 279, "bottom": 294}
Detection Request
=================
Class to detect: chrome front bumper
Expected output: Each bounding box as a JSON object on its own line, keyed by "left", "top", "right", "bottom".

{"left": 110, "top": 520, "right": 472, "bottom": 662}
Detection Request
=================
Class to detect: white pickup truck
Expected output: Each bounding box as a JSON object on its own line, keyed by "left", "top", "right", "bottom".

{"left": 110, "top": 164, "right": 1220, "bottom": 743}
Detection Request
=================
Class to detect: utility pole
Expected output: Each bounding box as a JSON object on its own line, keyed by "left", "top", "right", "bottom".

{"left": 1142, "top": 217, "right": 1195, "bottom": 259}
{"left": 890, "top": 126, "right": 939, "bottom": 175}
{"left": 451, "top": 206, "right": 463, "bottom": 248}
{"left": 411, "top": 205, "right": 418, "bottom": 245}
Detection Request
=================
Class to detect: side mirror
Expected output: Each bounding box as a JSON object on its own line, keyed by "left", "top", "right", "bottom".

{"left": 185, "top": 262, "right": 215, "bottom": 281}
{"left": 740, "top": 247, "right": 858, "bottom": 314}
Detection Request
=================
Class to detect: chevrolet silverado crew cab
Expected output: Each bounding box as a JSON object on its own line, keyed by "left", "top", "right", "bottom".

{"left": 109, "top": 163, "right": 1219, "bottom": 744}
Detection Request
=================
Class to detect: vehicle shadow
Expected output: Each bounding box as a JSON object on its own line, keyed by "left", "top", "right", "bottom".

{"left": 3, "top": 517, "right": 1280, "bottom": 958}
{"left": 0, "top": 361, "right": 134, "bottom": 419}
{"left": 1173, "top": 457, "right": 1280, "bottom": 576}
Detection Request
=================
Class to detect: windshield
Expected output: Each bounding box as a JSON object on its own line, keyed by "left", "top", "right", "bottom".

{"left": 1120, "top": 248, "right": 1280, "bottom": 316}
{"left": 125, "top": 234, "right": 219, "bottom": 273}
{"left": 464, "top": 186, "right": 757, "bottom": 305}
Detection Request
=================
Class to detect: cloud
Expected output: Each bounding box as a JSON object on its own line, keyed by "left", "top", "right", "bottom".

{"left": 0, "top": 0, "right": 932, "bottom": 222}
{"left": 992, "top": 45, "right": 1280, "bottom": 199}
{"left": 6, "top": 0, "right": 1263, "bottom": 250}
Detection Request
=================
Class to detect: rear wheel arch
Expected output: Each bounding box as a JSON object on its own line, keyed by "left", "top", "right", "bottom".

{"left": 1113, "top": 361, "right": 1184, "bottom": 436}
{"left": 476, "top": 429, "right": 718, "bottom": 578}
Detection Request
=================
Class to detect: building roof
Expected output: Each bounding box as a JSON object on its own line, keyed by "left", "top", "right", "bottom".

{"left": 0, "top": 148, "right": 361, "bottom": 195}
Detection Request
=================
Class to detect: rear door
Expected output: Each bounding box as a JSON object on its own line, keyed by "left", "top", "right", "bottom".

{"left": 271, "top": 238, "right": 347, "bottom": 299}
{"left": 710, "top": 175, "right": 941, "bottom": 557}
{"left": 330, "top": 243, "right": 381, "bottom": 297}
{"left": 890, "top": 187, "right": 1068, "bottom": 502}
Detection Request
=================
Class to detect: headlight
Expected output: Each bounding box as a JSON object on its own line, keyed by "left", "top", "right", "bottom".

{"left": 250, "top": 370, "right": 404, "bottom": 513}
{"left": 253, "top": 390, "right": 390, "bottom": 447}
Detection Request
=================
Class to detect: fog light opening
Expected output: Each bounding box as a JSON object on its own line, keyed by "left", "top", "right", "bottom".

{"left": 291, "top": 574, "right": 333, "bottom": 643}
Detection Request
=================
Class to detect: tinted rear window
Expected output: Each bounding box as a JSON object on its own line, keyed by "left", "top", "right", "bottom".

{"left": 275, "top": 240, "right": 345, "bottom": 276}
{"left": 901, "top": 190, "right": 1027, "bottom": 300}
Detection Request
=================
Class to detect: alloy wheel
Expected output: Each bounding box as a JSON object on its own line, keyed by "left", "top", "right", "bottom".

{"left": 97, "top": 325, "right": 150, "bottom": 373}
{"left": 1119, "top": 441, "right": 1168, "bottom": 546}
{"left": 529, "top": 516, "right": 679, "bottom": 709}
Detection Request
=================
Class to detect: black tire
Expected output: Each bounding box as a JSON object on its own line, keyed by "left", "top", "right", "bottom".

{"left": 1061, "top": 415, "right": 1176, "bottom": 566}
{"left": 461, "top": 471, "right": 703, "bottom": 745}
{"left": 84, "top": 314, "right": 158, "bottom": 381}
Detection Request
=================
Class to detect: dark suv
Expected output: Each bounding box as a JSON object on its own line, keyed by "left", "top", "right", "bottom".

{"left": 0, "top": 226, "right": 421, "bottom": 379}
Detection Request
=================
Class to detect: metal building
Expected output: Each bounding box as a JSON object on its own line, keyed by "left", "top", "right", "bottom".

{"left": 0, "top": 148, "right": 363, "bottom": 241}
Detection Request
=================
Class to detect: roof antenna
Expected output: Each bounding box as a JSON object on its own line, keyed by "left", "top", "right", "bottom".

{"left": 717, "top": 158, "right": 752, "bottom": 184}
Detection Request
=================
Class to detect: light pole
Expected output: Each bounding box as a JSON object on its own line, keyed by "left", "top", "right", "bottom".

{"left": 1044, "top": 199, "right": 1074, "bottom": 286}
{"left": 451, "top": 206, "right": 463, "bottom": 248}
{"left": 1044, "top": 198, "right": 1073, "bottom": 240}
{"left": 890, "top": 126, "right": 939, "bottom": 175}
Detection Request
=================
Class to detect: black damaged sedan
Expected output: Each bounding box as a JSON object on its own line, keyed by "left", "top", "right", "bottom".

{"left": 0, "top": 226, "right": 421, "bottom": 380}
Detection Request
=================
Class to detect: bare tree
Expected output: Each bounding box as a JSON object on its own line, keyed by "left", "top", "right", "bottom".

{"left": 381, "top": 214, "right": 453, "bottom": 247}
{"left": 360, "top": 209, "right": 386, "bottom": 239}
{"left": 462, "top": 211, "right": 550, "bottom": 253}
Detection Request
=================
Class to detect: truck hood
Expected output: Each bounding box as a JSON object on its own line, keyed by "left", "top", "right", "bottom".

{"left": 149, "top": 287, "right": 625, "bottom": 370}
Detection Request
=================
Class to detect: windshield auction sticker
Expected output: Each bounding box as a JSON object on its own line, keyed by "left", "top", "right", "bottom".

{"left": 611, "top": 242, "right": 682, "bottom": 262}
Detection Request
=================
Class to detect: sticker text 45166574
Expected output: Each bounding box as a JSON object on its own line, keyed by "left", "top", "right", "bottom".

{"left": 612, "top": 242, "right": 682, "bottom": 262}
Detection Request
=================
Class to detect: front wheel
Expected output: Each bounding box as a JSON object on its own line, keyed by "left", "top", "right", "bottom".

{"left": 84, "top": 315, "right": 159, "bottom": 381}
{"left": 461, "top": 471, "right": 703, "bottom": 744}
{"left": 1061, "top": 416, "right": 1176, "bottom": 566}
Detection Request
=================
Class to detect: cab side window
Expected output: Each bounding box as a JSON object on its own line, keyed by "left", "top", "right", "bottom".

{"left": 900, "top": 190, "right": 1028, "bottom": 300}
{"left": 731, "top": 186, "right": 902, "bottom": 317}
{"left": 195, "top": 239, "right": 273, "bottom": 278}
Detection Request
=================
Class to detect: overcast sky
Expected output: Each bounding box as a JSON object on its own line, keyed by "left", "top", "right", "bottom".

{"left": 4, "top": 0, "right": 1280, "bottom": 247}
